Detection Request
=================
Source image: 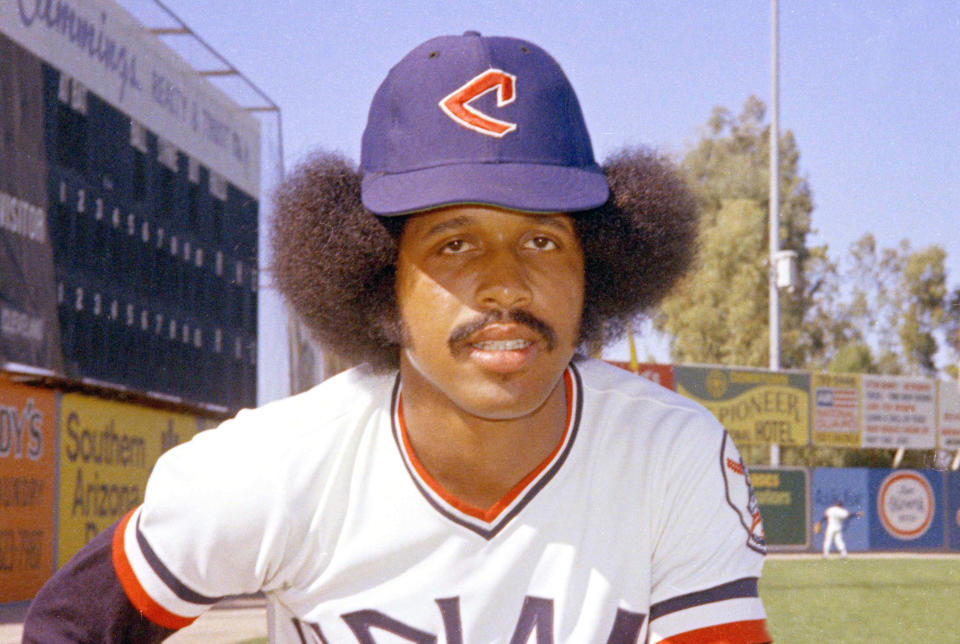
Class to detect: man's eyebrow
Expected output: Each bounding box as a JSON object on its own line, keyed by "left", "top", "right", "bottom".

{"left": 421, "top": 213, "right": 572, "bottom": 239}
{"left": 528, "top": 214, "right": 575, "bottom": 233}
{"left": 422, "top": 216, "right": 473, "bottom": 239}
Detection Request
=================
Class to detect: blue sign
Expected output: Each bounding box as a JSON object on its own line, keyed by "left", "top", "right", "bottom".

{"left": 868, "top": 469, "right": 943, "bottom": 550}
{"left": 811, "top": 468, "right": 870, "bottom": 553}
{"left": 946, "top": 472, "right": 960, "bottom": 551}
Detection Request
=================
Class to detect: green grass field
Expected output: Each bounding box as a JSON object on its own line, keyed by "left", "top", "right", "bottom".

{"left": 762, "top": 556, "right": 960, "bottom": 643}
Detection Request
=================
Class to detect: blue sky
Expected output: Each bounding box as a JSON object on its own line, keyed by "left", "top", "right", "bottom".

{"left": 126, "top": 0, "right": 960, "bottom": 364}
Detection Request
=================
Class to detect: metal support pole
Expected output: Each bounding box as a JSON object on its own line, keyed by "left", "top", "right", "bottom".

{"left": 768, "top": 0, "right": 781, "bottom": 466}
{"left": 892, "top": 447, "right": 905, "bottom": 468}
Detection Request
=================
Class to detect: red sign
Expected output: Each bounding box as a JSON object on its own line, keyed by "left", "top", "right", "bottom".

{"left": 0, "top": 376, "right": 57, "bottom": 602}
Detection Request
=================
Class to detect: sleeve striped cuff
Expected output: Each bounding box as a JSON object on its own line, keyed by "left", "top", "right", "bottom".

{"left": 111, "top": 507, "right": 220, "bottom": 630}
{"left": 649, "top": 578, "right": 770, "bottom": 643}
{"left": 654, "top": 619, "right": 770, "bottom": 643}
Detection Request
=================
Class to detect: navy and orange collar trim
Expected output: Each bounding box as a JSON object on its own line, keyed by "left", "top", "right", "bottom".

{"left": 390, "top": 364, "right": 583, "bottom": 539}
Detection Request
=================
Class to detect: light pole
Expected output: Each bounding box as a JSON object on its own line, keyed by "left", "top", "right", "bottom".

{"left": 769, "top": 0, "right": 781, "bottom": 466}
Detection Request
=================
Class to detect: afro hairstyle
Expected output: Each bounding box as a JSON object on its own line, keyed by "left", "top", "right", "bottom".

{"left": 270, "top": 148, "right": 699, "bottom": 371}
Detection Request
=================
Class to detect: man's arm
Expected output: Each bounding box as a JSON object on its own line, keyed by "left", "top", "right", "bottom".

{"left": 648, "top": 429, "right": 771, "bottom": 644}
{"left": 22, "top": 520, "right": 176, "bottom": 644}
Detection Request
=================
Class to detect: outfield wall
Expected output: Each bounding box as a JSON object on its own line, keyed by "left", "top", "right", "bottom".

{"left": 755, "top": 466, "right": 960, "bottom": 554}
{"left": 0, "top": 372, "right": 224, "bottom": 603}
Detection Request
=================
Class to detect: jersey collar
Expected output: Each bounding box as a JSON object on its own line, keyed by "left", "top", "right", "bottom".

{"left": 390, "top": 364, "right": 583, "bottom": 539}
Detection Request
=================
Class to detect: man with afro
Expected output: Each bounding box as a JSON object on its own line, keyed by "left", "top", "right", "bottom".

{"left": 25, "top": 32, "right": 771, "bottom": 643}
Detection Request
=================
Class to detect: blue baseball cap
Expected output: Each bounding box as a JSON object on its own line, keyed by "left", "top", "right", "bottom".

{"left": 360, "top": 31, "right": 609, "bottom": 216}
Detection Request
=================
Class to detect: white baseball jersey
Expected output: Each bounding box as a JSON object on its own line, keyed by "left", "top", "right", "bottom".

{"left": 824, "top": 505, "right": 850, "bottom": 531}
{"left": 113, "top": 358, "right": 768, "bottom": 643}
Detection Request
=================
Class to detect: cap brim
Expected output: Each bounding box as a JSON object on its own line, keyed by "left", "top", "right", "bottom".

{"left": 361, "top": 163, "right": 610, "bottom": 216}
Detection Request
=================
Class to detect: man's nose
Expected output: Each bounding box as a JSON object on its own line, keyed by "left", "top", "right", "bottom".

{"left": 474, "top": 249, "right": 533, "bottom": 310}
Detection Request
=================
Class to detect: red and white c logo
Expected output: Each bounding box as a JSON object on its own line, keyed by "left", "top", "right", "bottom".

{"left": 439, "top": 69, "right": 517, "bottom": 137}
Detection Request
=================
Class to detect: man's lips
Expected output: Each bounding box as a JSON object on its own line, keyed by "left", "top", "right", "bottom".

{"left": 448, "top": 309, "right": 557, "bottom": 356}
{"left": 452, "top": 317, "right": 550, "bottom": 373}
{"left": 466, "top": 334, "right": 538, "bottom": 373}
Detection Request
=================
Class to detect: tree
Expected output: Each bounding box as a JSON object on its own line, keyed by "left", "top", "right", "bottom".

{"left": 658, "top": 199, "right": 765, "bottom": 365}
{"left": 658, "top": 96, "right": 954, "bottom": 379}
{"left": 826, "top": 344, "right": 876, "bottom": 374}
{"left": 657, "top": 96, "right": 815, "bottom": 367}
{"left": 899, "top": 245, "right": 947, "bottom": 374}
{"left": 945, "top": 287, "right": 960, "bottom": 379}
{"left": 819, "top": 234, "right": 948, "bottom": 376}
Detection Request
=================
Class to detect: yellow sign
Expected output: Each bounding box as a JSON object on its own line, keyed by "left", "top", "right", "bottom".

{"left": 674, "top": 366, "right": 810, "bottom": 446}
{"left": 57, "top": 394, "right": 197, "bottom": 566}
{"left": 811, "top": 373, "right": 862, "bottom": 447}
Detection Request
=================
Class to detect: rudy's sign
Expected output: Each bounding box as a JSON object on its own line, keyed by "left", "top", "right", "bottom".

{"left": 0, "top": 377, "right": 57, "bottom": 602}
{"left": 674, "top": 366, "right": 809, "bottom": 446}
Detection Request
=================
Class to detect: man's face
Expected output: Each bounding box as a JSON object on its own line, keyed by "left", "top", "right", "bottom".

{"left": 395, "top": 205, "right": 585, "bottom": 420}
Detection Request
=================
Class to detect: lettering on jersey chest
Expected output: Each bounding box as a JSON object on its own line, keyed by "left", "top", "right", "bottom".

{"left": 290, "top": 596, "right": 646, "bottom": 643}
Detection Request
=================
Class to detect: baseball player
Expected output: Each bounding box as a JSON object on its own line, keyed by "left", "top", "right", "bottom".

{"left": 816, "top": 499, "right": 862, "bottom": 557}
{"left": 24, "top": 32, "right": 771, "bottom": 643}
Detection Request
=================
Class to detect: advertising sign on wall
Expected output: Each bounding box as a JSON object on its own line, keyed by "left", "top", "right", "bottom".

{"left": 0, "top": 377, "right": 57, "bottom": 602}
{"left": 674, "top": 366, "right": 810, "bottom": 445}
{"left": 811, "top": 468, "right": 870, "bottom": 553}
{"left": 861, "top": 375, "right": 936, "bottom": 449}
{"left": 946, "top": 472, "right": 960, "bottom": 551}
{"left": 56, "top": 394, "right": 197, "bottom": 566}
{"left": 750, "top": 467, "right": 808, "bottom": 548}
{"left": 938, "top": 381, "right": 960, "bottom": 450}
{"left": 811, "top": 373, "right": 861, "bottom": 447}
{"left": 868, "top": 469, "right": 943, "bottom": 550}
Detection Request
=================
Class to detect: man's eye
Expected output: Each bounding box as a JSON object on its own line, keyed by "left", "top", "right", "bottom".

{"left": 524, "top": 236, "right": 558, "bottom": 251}
{"left": 441, "top": 239, "right": 471, "bottom": 254}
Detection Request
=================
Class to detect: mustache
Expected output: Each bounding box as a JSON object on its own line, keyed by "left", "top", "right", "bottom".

{"left": 448, "top": 309, "right": 557, "bottom": 352}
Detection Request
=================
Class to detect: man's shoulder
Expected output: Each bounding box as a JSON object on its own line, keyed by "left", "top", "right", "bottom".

{"left": 246, "top": 363, "right": 396, "bottom": 423}
{"left": 573, "top": 358, "right": 725, "bottom": 444}
{"left": 185, "top": 364, "right": 396, "bottom": 461}
{"left": 575, "top": 358, "right": 715, "bottom": 419}
{"left": 150, "top": 365, "right": 397, "bottom": 503}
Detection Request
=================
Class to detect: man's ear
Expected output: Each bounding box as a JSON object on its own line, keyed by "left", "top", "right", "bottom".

{"left": 378, "top": 310, "right": 404, "bottom": 347}
{"left": 368, "top": 267, "right": 405, "bottom": 349}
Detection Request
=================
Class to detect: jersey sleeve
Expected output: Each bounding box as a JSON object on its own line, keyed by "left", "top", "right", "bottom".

{"left": 647, "top": 425, "right": 770, "bottom": 644}
{"left": 22, "top": 520, "right": 174, "bottom": 643}
{"left": 111, "top": 412, "right": 294, "bottom": 628}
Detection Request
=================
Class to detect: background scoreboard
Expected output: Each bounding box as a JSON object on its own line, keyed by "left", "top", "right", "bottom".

{"left": 1, "top": 0, "right": 261, "bottom": 409}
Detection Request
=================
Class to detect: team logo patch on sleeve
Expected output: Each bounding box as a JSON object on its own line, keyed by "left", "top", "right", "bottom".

{"left": 721, "top": 436, "right": 767, "bottom": 554}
